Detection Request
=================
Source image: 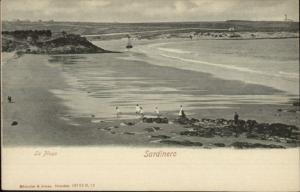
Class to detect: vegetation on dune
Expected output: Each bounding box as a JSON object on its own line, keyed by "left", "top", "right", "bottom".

{"left": 2, "top": 30, "right": 52, "bottom": 40}
{"left": 1, "top": 30, "right": 111, "bottom": 54}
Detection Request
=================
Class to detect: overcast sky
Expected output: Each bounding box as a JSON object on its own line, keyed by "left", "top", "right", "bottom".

{"left": 2, "top": 0, "right": 299, "bottom": 22}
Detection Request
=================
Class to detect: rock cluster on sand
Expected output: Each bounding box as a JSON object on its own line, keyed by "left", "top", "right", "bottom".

{"left": 214, "top": 143, "right": 226, "bottom": 147}
{"left": 145, "top": 115, "right": 300, "bottom": 148}
{"left": 144, "top": 127, "right": 161, "bottom": 132}
{"left": 178, "top": 116, "right": 299, "bottom": 143}
{"left": 160, "top": 140, "right": 203, "bottom": 146}
{"left": 231, "top": 142, "right": 285, "bottom": 149}
{"left": 142, "top": 117, "right": 169, "bottom": 124}
{"left": 151, "top": 135, "right": 170, "bottom": 139}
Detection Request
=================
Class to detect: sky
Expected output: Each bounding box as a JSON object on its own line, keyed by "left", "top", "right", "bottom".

{"left": 2, "top": 0, "right": 299, "bottom": 22}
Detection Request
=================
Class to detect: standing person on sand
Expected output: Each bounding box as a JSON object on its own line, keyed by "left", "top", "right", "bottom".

{"left": 140, "top": 107, "right": 144, "bottom": 118}
{"left": 234, "top": 112, "right": 239, "bottom": 137}
{"left": 155, "top": 106, "right": 160, "bottom": 118}
{"left": 7, "top": 96, "right": 12, "bottom": 103}
{"left": 136, "top": 104, "right": 140, "bottom": 115}
{"left": 234, "top": 112, "right": 239, "bottom": 125}
{"left": 178, "top": 105, "right": 186, "bottom": 118}
{"left": 116, "top": 106, "right": 121, "bottom": 118}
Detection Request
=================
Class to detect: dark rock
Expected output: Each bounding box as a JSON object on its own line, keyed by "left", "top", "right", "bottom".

{"left": 160, "top": 118, "right": 169, "bottom": 123}
{"left": 11, "top": 121, "right": 18, "bottom": 126}
{"left": 201, "top": 118, "right": 215, "bottom": 123}
{"left": 142, "top": 117, "right": 168, "bottom": 124}
{"left": 160, "top": 140, "right": 203, "bottom": 146}
{"left": 144, "top": 127, "right": 155, "bottom": 132}
{"left": 176, "top": 116, "right": 202, "bottom": 125}
{"left": 153, "top": 127, "right": 161, "bottom": 131}
{"left": 268, "top": 123, "right": 297, "bottom": 137}
{"left": 286, "top": 138, "right": 299, "bottom": 144}
{"left": 237, "top": 119, "right": 246, "bottom": 126}
{"left": 222, "top": 129, "right": 233, "bottom": 137}
{"left": 151, "top": 135, "right": 170, "bottom": 139}
{"left": 252, "top": 123, "right": 270, "bottom": 134}
{"left": 143, "top": 117, "right": 154, "bottom": 123}
{"left": 216, "top": 118, "right": 229, "bottom": 125}
{"left": 202, "top": 132, "right": 215, "bottom": 138}
{"left": 214, "top": 143, "right": 226, "bottom": 147}
{"left": 245, "top": 120, "right": 258, "bottom": 132}
{"left": 180, "top": 131, "right": 199, "bottom": 137}
{"left": 227, "top": 119, "right": 235, "bottom": 125}
{"left": 176, "top": 116, "right": 191, "bottom": 125}
{"left": 246, "top": 133, "right": 266, "bottom": 140}
{"left": 155, "top": 118, "right": 162, "bottom": 123}
{"left": 231, "top": 142, "right": 285, "bottom": 149}
{"left": 126, "top": 122, "right": 135, "bottom": 126}
{"left": 292, "top": 101, "right": 300, "bottom": 106}
{"left": 123, "top": 132, "right": 135, "bottom": 135}
{"left": 190, "top": 118, "right": 200, "bottom": 123}
{"left": 180, "top": 128, "right": 215, "bottom": 138}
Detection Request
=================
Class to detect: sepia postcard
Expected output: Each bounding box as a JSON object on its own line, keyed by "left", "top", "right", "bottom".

{"left": 1, "top": 0, "right": 299, "bottom": 191}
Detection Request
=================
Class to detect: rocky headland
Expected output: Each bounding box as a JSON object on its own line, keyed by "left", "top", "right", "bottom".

{"left": 2, "top": 30, "right": 114, "bottom": 54}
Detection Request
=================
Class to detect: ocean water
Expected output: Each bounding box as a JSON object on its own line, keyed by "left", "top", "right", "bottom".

{"left": 100, "top": 38, "right": 299, "bottom": 94}
{"left": 46, "top": 38, "right": 298, "bottom": 120}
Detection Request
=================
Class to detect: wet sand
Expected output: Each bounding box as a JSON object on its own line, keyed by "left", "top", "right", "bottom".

{"left": 2, "top": 49, "right": 299, "bottom": 147}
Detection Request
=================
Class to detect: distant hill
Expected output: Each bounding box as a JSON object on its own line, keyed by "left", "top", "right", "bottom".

{"left": 225, "top": 20, "right": 299, "bottom": 31}
{"left": 2, "top": 20, "right": 299, "bottom": 37}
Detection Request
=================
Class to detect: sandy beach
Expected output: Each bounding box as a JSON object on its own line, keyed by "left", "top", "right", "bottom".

{"left": 2, "top": 38, "right": 299, "bottom": 148}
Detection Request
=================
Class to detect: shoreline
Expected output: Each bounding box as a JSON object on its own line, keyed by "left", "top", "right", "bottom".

{"left": 95, "top": 36, "right": 300, "bottom": 42}
{"left": 87, "top": 31, "right": 299, "bottom": 41}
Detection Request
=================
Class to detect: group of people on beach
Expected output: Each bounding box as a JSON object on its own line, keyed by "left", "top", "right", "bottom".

{"left": 116, "top": 104, "right": 158, "bottom": 118}
{"left": 115, "top": 104, "right": 186, "bottom": 118}
{"left": 135, "top": 104, "right": 145, "bottom": 117}
{"left": 115, "top": 104, "right": 240, "bottom": 126}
